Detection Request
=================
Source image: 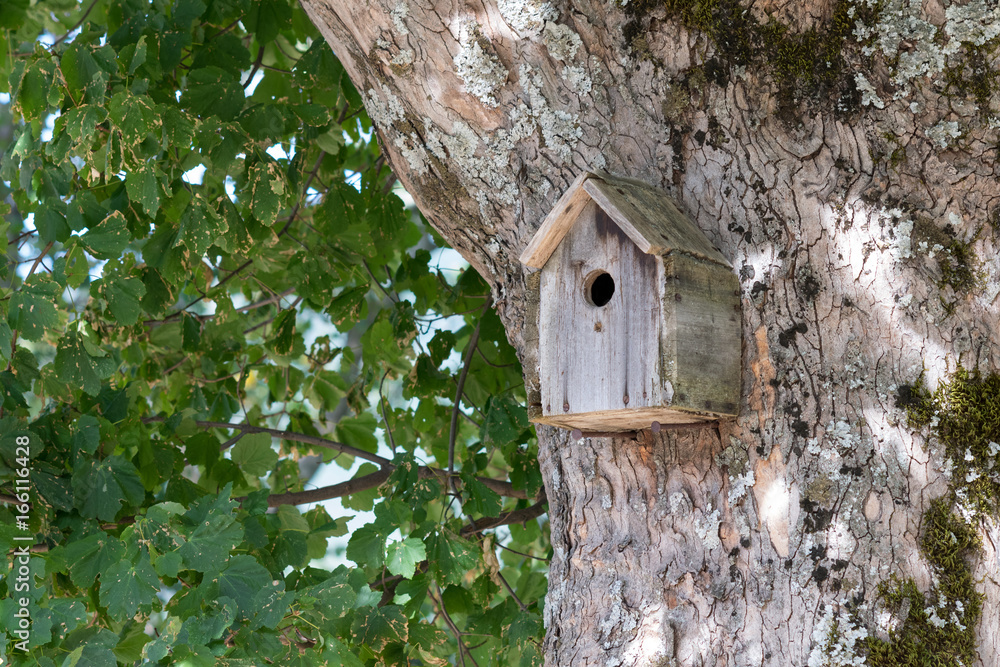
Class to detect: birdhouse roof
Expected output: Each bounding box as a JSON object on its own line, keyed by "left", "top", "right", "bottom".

{"left": 519, "top": 172, "right": 732, "bottom": 269}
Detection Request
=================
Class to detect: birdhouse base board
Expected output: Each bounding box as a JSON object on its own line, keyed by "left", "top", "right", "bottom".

{"left": 531, "top": 406, "right": 722, "bottom": 432}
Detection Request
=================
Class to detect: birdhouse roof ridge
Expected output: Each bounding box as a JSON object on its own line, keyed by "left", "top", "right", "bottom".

{"left": 519, "top": 171, "right": 732, "bottom": 269}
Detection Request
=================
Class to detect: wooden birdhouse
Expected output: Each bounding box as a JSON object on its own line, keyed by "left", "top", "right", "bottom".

{"left": 519, "top": 172, "right": 741, "bottom": 432}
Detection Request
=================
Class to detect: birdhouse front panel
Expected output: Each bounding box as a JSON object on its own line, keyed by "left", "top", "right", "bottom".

{"left": 538, "top": 200, "right": 666, "bottom": 428}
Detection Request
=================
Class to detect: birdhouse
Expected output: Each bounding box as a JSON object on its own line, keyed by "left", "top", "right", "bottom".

{"left": 519, "top": 172, "right": 741, "bottom": 432}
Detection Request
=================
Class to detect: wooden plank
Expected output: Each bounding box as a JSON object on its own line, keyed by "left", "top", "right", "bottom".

{"left": 523, "top": 270, "right": 542, "bottom": 413}
{"left": 519, "top": 172, "right": 593, "bottom": 269}
{"left": 661, "top": 252, "right": 741, "bottom": 417}
{"left": 582, "top": 175, "right": 732, "bottom": 267}
{"left": 538, "top": 203, "right": 662, "bottom": 419}
{"left": 531, "top": 405, "right": 713, "bottom": 432}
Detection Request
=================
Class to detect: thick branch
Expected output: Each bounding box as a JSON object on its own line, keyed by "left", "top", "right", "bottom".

{"left": 146, "top": 416, "right": 537, "bottom": 501}
{"left": 461, "top": 497, "right": 548, "bottom": 536}
{"left": 254, "top": 469, "right": 392, "bottom": 507}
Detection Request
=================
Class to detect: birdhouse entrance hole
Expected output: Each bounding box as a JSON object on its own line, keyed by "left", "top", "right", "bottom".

{"left": 585, "top": 271, "right": 615, "bottom": 307}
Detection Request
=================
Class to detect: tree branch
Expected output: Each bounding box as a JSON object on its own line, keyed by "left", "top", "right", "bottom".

{"left": 247, "top": 469, "right": 392, "bottom": 507}
{"left": 143, "top": 416, "right": 536, "bottom": 500}
{"left": 142, "top": 416, "right": 393, "bottom": 467}
{"left": 449, "top": 294, "right": 494, "bottom": 491}
{"left": 461, "top": 497, "right": 548, "bottom": 536}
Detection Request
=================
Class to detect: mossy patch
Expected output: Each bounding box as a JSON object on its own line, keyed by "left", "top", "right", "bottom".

{"left": 909, "top": 217, "right": 982, "bottom": 298}
{"left": 620, "top": 0, "right": 879, "bottom": 108}
{"left": 866, "top": 367, "right": 999, "bottom": 664}
{"left": 899, "top": 367, "right": 1000, "bottom": 517}
{"left": 863, "top": 499, "right": 982, "bottom": 667}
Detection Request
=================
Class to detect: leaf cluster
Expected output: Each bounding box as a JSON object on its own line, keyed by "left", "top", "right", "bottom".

{"left": 0, "top": 1, "right": 547, "bottom": 664}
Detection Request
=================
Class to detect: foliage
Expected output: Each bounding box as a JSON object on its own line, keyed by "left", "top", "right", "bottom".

{"left": 864, "top": 499, "right": 982, "bottom": 667}
{"left": 0, "top": 1, "right": 547, "bottom": 664}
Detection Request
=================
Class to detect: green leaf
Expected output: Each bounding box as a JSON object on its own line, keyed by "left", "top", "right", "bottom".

{"left": 92, "top": 264, "right": 147, "bottom": 326}
{"left": 322, "top": 638, "right": 365, "bottom": 667}
{"left": 72, "top": 455, "right": 146, "bottom": 521}
{"left": 177, "top": 194, "right": 228, "bottom": 257}
{"left": 427, "top": 529, "right": 480, "bottom": 586}
{"left": 99, "top": 550, "right": 160, "bottom": 618}
{"left": 213, "top": 555, "right": 273, "bottom": 618}
{"left": 54, "top": 534, "right": 126, "bottom": 589}
{"left": 9, "top": 275, "right": 60, "bottom": 341}
{"left": 62, "top": 245, "right": 90, "bottom": 289}
{"left": 362, "top": 318, "right": 401, "bottom": 366}
{"left": 177, "top": 485, "right": 243, "bottom": 571}
{"left": 14, "top": 60, "right": 55, "bottom": 120}
{"left": 247, "top": 156, "right": 287, "bottom": 226}
{"left": 230, "top": 432, "right": 278, "bottom": 477}
{"left": 160, "top": 105, "right": 196, "bottom": 149}
{"left": 335, "top": 412, "right": 378, "bottom": 454}
{"left": 482, "top": 394, "right": 530, "bottom": 445}
{"left": 385, "top": 537, "right": 426, "bottom": 579}
{"left": 326, "top": 286, "right": 369, "bottom": 332}
{"left": 36, "top": 206, "right": 71, "bottom": 244}
{"left": 0, "top": 0, "right": 29, "bottom": 30}
{"left": 345, "top": 523, "right": 385, "bottom": 569}
{"left": 245, "top": 0, "right": 293, "bottom": 44}
{"left": 125, "top": 162, "right": 163, "bottom": 217}
{"left": 182, "top": 66, "right": 244, "bottom": 121}
{"left": 73, "top": 414, "right": 101, "bottom": 461}
{"left": 265, "top": 309, "right": 297, "bottom": 356}
{"left": 54, "top": 331, "right": 118, "bottom": 396}
{"left": 61, "top": 43, "right": 102, "bottom": 99}
{"left": 80, "top": 210, "right": 131, "bottom": 259}
{"left": 108, "top": 91, "right": 157, "bottom": 148}
{"left": 350, "top": 605, "right": 408, "bottom": 652}
{"left": 461, "top": 472, "right": 502, "bottom": 517}
{"left": 248, "top": 581, "right": 291, "bottom": 630}
{"left": 317, "top": 183, "right": 373, "bottom": 257}
{"left": 302, "top": 570, "right": 356, "bottom": 631}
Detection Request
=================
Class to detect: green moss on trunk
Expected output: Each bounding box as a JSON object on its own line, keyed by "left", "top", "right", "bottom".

{"left": 864, "top": 499, "right": 982, "bottom": 667}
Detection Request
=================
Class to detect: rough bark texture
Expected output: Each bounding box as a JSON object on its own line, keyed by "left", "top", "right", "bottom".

{"left": 301, "top": 0, "right": 1000, "bottom": 664}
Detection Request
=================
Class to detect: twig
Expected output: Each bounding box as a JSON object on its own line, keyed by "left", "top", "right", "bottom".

{"left": 448, "top": 295, "right": 494, "bottom": 493}
{"left": 236, "top": 288, "right": 296, "bottom": 312}
{"left": 497, "top": 543, "right": 550, "bottom": 561}
{"left": 362, "top": 259, "right": 396, "bottom": 302}
{"left": 496, "top": 569, "right": 527, "bottom": 612}
{"left": 475, "top": 346, "right": 517, "bottom": 369}
{"left": 51, "top": 0, "right": 99, "bottom": 46}
{"left": 433, "top": 585, "right": 472, "bottom": 667}
{"left": 242, "top": 46, "right": 265, "bottom": 89}
{"left": 142, "top": 416, "right": 392, "bottom": 467}
{"left": 378, "top": 369, "right": 397, "bottom": 454}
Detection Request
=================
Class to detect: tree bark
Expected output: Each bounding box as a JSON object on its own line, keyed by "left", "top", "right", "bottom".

{"left": 300, "top": 0, "right": 1000, "bottom": 664}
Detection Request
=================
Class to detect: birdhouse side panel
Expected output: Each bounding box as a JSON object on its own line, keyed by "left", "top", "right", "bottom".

{"left": 538, "top": 203, "right": 663, "bottom": 420}
{"left": 660, "top": 252, "right": 741, "bottom": 417}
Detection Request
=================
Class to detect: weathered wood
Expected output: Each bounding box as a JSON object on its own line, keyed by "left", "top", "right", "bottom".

{"left": 533, "top": 406, "right": 714, "bottom": 431}
{"left": 519, "top": 172, "right": 593, "bottom": 269}
{"left": 582, "top": 175, "right": 733, "bottom": 267}
{"left": 538, "top": 202, "right": 663, "bottom": 419}
{"left": 660, "top": 252, "right": 742, "bottom": 417}
{"left": 532, "top": 179, "right": 740, "bottom": 431}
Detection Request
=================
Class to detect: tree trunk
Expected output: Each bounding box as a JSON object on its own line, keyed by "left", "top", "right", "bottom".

{"left": 301, "top": 0, "right": 1000, "bottom": 664}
